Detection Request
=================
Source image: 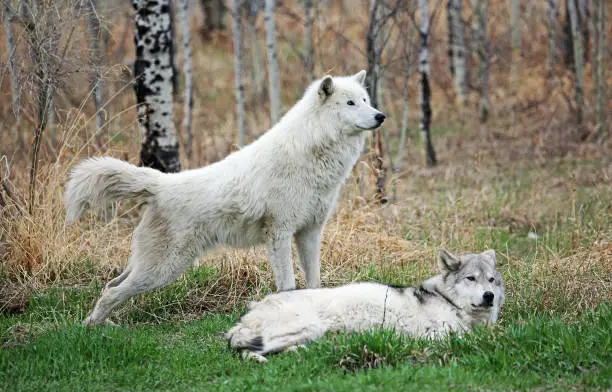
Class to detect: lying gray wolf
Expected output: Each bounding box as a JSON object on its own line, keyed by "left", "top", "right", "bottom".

{"left": 226, "top": 249, "right": 505, "bottom": 362}
{"left": 64, "top": 70, "right": 385, "bottom": 325}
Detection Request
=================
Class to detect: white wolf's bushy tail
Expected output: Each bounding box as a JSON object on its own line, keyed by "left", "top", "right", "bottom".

{"left": 64, "top": 157, "right": 163, "bottom": 223}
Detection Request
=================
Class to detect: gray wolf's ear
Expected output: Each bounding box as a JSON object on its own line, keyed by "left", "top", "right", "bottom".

{"left": 318, "top": 76, "right": 334, "bottom": 99}
{"left": 353, "top": 70, "right": 366, "bottom": 86}
{"left": 438, "top": 249, "right": 462, "bottom": 272}
{"left": 481, "top": 249, "right": 496, "bottom": 266}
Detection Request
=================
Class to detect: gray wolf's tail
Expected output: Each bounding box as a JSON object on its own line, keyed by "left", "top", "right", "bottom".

{"left": 225, "top": 324, "right": 265, "bottom": 353}
{"left": 64, "top": 157, "right": 163, "bottom": 223}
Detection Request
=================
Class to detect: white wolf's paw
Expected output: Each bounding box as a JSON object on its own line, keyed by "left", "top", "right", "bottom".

{"left": 285, "top": 344, "right": 307, "bottom": 353}
{"left": 82, "top": 317, "right": 118, "bottom": 327}
{"left": 241, "top": 350, "right": 268, "bottom": 363}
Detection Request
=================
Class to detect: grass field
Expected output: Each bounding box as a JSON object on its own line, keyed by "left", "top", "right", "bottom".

{"left": 1, "top": 288, "right": 610, "bottom": 391}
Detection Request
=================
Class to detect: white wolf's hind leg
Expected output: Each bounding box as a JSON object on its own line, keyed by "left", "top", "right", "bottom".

{"left": 295, "top": 224, "right": 323, "bottom": 288}
{"left": 267, "top": 232, "right": 295, "bottom": 291}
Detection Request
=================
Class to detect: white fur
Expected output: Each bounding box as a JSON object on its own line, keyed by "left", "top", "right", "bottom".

{"left": 64, "top": 71, "right": 385, "bottom": 325}
{"left": 226, "top": 249, "right": 505, "bottom": 359}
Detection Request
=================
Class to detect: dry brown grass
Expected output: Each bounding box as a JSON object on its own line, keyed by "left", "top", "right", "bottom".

{"left": 0, "top": 1, "right": 610, "bottom": 323}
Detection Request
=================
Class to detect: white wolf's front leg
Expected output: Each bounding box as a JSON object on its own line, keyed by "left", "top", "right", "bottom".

{"left": 267, "top": 232, "right": 295, "bottom": 291}
{"left": 295, "top": 224, "right": 323, "bottom": 288}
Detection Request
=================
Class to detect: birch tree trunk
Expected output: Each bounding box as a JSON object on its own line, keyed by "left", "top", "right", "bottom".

{"left": 567, "top": 0, "right": 584, "bottom": 126}
{"left": 596, "top": 0, "right": 606, "bottom": 141}
{"left": 510, "top": 0, "right": 520, "bottom": 89}
{"left": 133, "top": 0, "right": 180, "bottom": 173}
{"left": 233, "top": 0, "right": 246, "bottom": 147}
{"left": 472, "top": 0, "right": 489, "bottom": 123}
{"left": 547, "top": 0, "right": 558, "bottom": 77}
{"left": 4, "top": 1, "right": 20, "bottom": 124}
{"left": 448, "top": 0, "right": 467, "bottom": 105}
{"left": 419, "top": 0, "right": 437, "bottom": 167}
{"left": 84, "top": 0, "right": 105, "bottom": 143}
{"left": 178, "top": 0, "right": 194, "bottom": 158}
{"left": 304, "top": 0, "right": 314, "bottom": 82}
{"left": 264, "top": 0, "right": 281, "bottom": 124}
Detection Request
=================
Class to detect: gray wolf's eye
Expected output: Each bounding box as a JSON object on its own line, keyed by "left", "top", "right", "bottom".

{"left": 466, "top": 276, "right": 476, "bottom": 281}
{"left": 347, "top": 100, "right": 355, "bottom": 106}
{"left": 488, "top": 277, "right": 495, "bottom": 283}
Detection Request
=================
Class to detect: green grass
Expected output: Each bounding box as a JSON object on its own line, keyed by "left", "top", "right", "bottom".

{"left": 1, "top": 286, "right": 610, "bottom": 391}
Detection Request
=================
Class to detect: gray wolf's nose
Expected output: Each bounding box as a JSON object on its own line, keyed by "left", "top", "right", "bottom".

{"left": 483, "top": 291, "right": 494, "bottom": 305}
{"left": 375, "top": 113, "right": 386, "bottom": 123}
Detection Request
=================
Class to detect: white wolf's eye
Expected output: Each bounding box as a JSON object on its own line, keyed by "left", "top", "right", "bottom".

{"left": 347, "top": 100, "right": 355, "bottom": 106}
{"left": 363, "top": 98, "right": 366, "bottom": 102}
{"left": 466, "top": 276, "right": 476, "bottom": 281}
{"left": 488, "top": 277, "right": 495, "bottom": 283}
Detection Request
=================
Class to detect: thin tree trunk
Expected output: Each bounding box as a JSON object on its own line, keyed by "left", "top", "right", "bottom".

{"left": 4, "top": 1, "right": 20, "bottom": 124}
{"left": 264, "top": 0, "right": 281, "bottom": 124}
{"left": 419, "top": 0, "right": 437, "bottom": 167}
{"left": 178, "top": 0, "right": 194, "bottom": 158}
{"left": 567, "top": 0, "right": 584, "bottom": 126}
{"left": 472, "top": 0, "right": 489, "bottom": 123}
{"left": 449, "top": 0, "right": 467, "bottom": 105}
{"left": 547, "top": 0, "right": 558, "bottom": 77}
{"left": 366, "top": 0, "right": 387, "bottom": 201}
{"left": 447, "top": 0, "right": 455, "bottom": 76}
{"left": 84, "top": 0, "right": 105, "bottom": 144}
{"left": 248, "top": 1, "right": 264, "bottom": 98}
{"left": 596, "top": 0, "right": 606, "bottom": 142}
{"left": 510, "top": 0, "right": 520, "bottom": 89}
{"left": 133, "top": 0, "right": 181, "bottom": 173}
{"left": 396, "top": 5, "right": 416, "bottom": 171}
{"left": 233, "top": 0, "right": 246, "bottom": 147}
{"left": 304, "top": 0, "right": 314, "bottom": 82}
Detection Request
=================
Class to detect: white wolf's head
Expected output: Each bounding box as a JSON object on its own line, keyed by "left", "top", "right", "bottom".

{"left": 424, "top": 249, "right": 505, "bottom": 324}
{"left": 312, "top": 70, "right": 386, "bottom": 133}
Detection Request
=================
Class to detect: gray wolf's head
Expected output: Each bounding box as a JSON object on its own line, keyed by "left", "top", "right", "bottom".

{"left": 428, "top": 249, "right": 505, "bottom": 324}
{"left": 314, "top": 70, "right": 386, "bottom": 133}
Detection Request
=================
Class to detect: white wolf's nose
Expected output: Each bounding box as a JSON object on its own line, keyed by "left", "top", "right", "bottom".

{"left": 375, "top": 113, "right": 386, "bottom": 124}
{"left": 483, "top": 291, "right": 494, "bottom": 305}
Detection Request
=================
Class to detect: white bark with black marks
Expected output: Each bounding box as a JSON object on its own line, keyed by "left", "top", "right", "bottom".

{"left": 567, "top": 0, "right": 584, "bottom": 125}
{"left": 3, "top": 1, "right": 20, "bottom": 124}
{"left": 419, "top": 0, "right": 437, "bottom": 167}
{"left": 596, "top": 0, "right": 605, "bottom": 141}
{"left": 547, "top": 0, "right": 558, "bottom": 77}
{"left": 264, "top": 0, "right": 281, "bottom": 124}
{"left": 133, "top": 0, "right": 180, "bottom": 173}
{"left": 448, "top": 0, "right": 467, "bottom": 105}
{"left": 471, "top": 0, "right": 489, "bottom": 123}
{"left": 233, "top": 0, "right": 246, "bottom": 147}
{"left": 84, "top": 0, "right": 105, "bottom": 142}
{"left": 178, "top": 0, "right": 194, "bottom": 158}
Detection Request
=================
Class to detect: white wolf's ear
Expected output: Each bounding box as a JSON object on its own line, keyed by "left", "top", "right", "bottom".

{"left": 438, "top": 249, "right": 462, "bottom": 272}
{"left": 353, "top": 70, "right": 367, "bottom": 86}
{"left": 318, "top": 76, "right": 334, "bottom": 100}
{"left": 481, "top": 249, "right": 496, "bottom": 266}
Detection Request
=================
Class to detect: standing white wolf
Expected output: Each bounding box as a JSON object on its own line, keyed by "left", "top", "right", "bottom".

{"left": 64, "top": 71, "right": 385, "bottom": 325}
{"left": 227, "top": 249, "right": 505, "bottom": 362}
